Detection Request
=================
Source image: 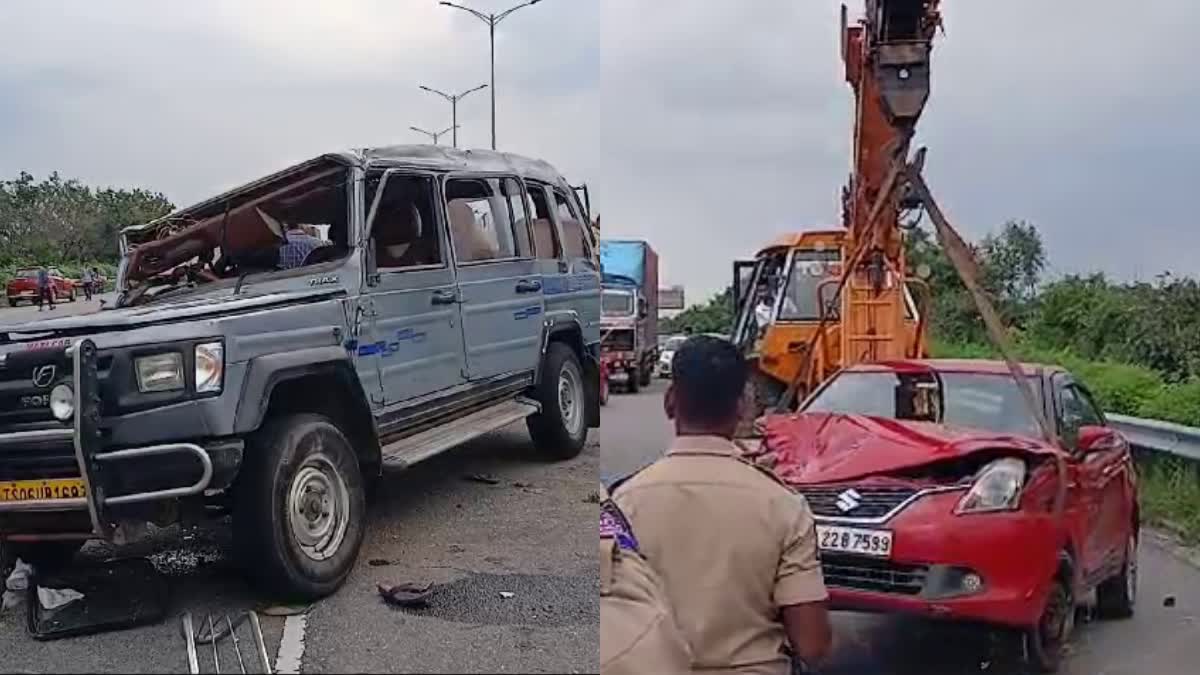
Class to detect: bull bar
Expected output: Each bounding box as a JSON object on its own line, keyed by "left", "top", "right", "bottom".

{"left": 0, "top": 339, "right": 213, "bottom": 539}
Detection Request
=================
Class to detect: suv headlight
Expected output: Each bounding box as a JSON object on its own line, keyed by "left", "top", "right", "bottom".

{"left": 955, "top": 457, "right": 1026, "bottom": 514}
{"left": 195, "top": 341, "right": 225, "bottom": 394}
{"left": 135, "top": 353, "right": 185, "bottom": 393}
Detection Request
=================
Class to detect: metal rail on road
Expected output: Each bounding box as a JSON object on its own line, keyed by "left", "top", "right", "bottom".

{"left": 1109, "top": 413, "right": 1200, "bottom": 462}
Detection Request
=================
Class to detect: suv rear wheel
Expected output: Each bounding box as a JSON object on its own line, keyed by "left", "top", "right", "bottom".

{"left": 234, "top": 413, "right": 366, "bottom": 601}
{"left": 528, "top": 342, "right": 588, "bottom": 460}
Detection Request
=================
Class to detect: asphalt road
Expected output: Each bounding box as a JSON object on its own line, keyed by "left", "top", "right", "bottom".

{"left": 0, "top": 292, "right": 113, "bottom": 324}
{"left": 601, "top": 379, "right": 1200, "bottom": 675}
{"left": 1, "top": 420, "right": 599, "bottom": 674}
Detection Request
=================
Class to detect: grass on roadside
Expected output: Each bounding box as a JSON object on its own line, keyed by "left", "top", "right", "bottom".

{"left": 1137, "top": 454, "right": 1200, "bottom": 545}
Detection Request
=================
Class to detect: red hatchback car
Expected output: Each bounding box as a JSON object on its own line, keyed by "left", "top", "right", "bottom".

{"left": 759, "top": 359, "right": 1138, "bottom": 672}
{"left": 5, "top": 267, "right": 78, "bottom": 306}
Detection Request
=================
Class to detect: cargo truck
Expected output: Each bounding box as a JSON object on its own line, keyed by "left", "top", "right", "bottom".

{"left": 599, "top": 239, "right": 658, "bottom": 393}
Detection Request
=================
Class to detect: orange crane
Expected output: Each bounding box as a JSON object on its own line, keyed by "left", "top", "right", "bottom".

{"left": 732, "top": 0, "right": 942, "bottom": 425}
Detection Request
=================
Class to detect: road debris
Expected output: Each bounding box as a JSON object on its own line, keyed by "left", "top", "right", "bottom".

{"left": 1164, "top": 595, "right": 1177, "bottom": 608}
{"left": 182, "top": 613, "right": 200, "bottom": 675}
{"left": 247, "top": 611, "right": 272, "bottom": 674}
{"left": 36, "top": 586, "right": 84, "bottom": 611}
{"left": 226, "top": 614, "right": 247, "bottom": 674}
{"left": 367, "top": 558, "right": 392, "bottom": 567}
{"left": 5, "top": 558, "right": 32, "bottom": 591}
{"left": 378, "top": 581, "right": 434, "bottom": 608}
{"left": 465, "top": 473, "right": 501, "bottom": 485}
{"left": 499, "top": 591, "right": 515, "bottom": 599}
{"left": 261, "top": 603, "right": 311, "bottom": 617}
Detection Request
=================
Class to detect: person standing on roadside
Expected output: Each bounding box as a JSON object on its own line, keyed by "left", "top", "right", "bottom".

{"left": 36, "top": 266, "right": 55, "bottom": 311}
{"left": 80, "top": 267, "right": 94, "bottom": 301}
{"left": 612, "top": 336, "right": 832, "bottom": 674}
{"left": 600, "top": 485, "right": 692, "bottom": 675}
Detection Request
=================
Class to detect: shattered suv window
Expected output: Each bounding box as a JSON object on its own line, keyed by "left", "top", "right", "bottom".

{"left": 803, "top": 370, "right": 1043, "bottom": 439}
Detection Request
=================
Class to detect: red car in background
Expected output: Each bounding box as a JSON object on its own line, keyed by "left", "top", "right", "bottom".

{"left": 758, "top": 359, "right": 1138, "bottom": 672}
{"left": 5, "top": 268, "right": 78, "bottom": 306}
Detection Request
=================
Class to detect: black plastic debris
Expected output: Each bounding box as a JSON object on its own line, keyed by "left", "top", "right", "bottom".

{"left": 378, "top": 582, "right": 434, "bottom": 609}
{"left": 463, "top": 473, "right": 500, "bottom": 485}
{"left": 367, "top": 559, "right": 392, "bottom": 567}
{"left": 27, "top": 558, "right": 168, "bottom": 641}
{"left": 1164, "top": 595, "right": 1177, "bottom": 608}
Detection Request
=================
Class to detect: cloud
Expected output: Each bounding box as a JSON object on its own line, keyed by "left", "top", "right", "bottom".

{"left": 1, "top": 0, "right": 1197, "bottom": 302}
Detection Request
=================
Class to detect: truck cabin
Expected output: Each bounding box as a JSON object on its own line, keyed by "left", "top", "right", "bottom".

{"left": 733, "top": 233, "right": 919, "bottom": 350}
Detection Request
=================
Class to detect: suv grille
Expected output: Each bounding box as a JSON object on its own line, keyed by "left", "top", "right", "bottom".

{"left": 798, "top": 485, "right": 919, "bottom": 519}
{"left": 821, "top": 553, "right": 928, "bottom": 596}
{"left": 0, "top": 348, "right": 78, "bottom": 481}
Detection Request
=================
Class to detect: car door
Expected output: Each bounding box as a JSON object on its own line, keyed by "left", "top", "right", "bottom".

{"left": 1071, "top": 381, "right": 1133, "bottom": 572}
{"left": 525, "top": 182, "right": 573, "bottom": 328}
{"left": 363, "top": 169, "right": 467, "bottom": 404}
{"left": 445, "top": 174, "right": 543, "bottom": 381}
{"left": 1055, "top": 375, "right": 1111, "bottom": 577}
{"left": 548, "top": 184, "right": 601, "bottom": 337}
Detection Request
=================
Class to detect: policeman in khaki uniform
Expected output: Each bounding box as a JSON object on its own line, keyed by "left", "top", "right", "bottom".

{"left": 613, "top": 336, "right": 832, "bottom": 674}
{"left": 600, "top": 486, "right": 692, "bottom": 674}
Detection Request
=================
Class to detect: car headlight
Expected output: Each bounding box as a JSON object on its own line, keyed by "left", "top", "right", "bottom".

{"left": 195, "top": 341, "right": 225, "bottom": 394}
{"left": 50, "top": 384, "right": 75, "bottom": 421}
{"left": 955, "top": 457, "right": 1026, "bottom": 514}
{"left": 135, "top": 352, "right": 185, "bottom": 393}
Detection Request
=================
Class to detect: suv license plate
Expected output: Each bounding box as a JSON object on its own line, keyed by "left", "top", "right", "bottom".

{"left": 0, "top": 478, "right": 88, "bottom": 503}
{"left": 816, "top": 524, "right": 893, "bottom": 558}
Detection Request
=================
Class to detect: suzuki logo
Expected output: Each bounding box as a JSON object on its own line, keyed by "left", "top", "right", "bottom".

{"left": 32, "top": 365, "right": 57, "bottom": 388}
{"left": 835, "top": 488, "right": 863, "bottom": 513}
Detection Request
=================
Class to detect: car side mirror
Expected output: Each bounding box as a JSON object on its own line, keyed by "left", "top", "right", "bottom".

{"left": 1076, "top": 424, "right": 1121, "bottom": 454}
{"left": 637, "top": 298, "right": 648, "bottom": 319}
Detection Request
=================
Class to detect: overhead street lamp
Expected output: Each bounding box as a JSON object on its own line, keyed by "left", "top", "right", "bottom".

{"left": 410, "top": 124, "right": 459, "bottom": 145}
{"left": 419, "top": 83, "right": 488, "bottom": 148}
{"left": 439, "top": 0, "right": 546, "bottom": 150}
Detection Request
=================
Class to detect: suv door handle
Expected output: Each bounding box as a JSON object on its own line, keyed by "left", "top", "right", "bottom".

{"left": 516, "top": 279, "right": 543, "bottom": 294}
{"left": 431, "top": 290, "right": 458, "bottom": 305}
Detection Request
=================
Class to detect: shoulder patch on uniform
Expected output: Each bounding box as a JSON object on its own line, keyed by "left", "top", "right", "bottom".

{"left": 600, "top": 499, "right": 640, "bottom": 553}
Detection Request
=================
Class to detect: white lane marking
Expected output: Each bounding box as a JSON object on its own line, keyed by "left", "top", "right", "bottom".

{"left": 275, "top": 613, "right": 308, "bottom": 674}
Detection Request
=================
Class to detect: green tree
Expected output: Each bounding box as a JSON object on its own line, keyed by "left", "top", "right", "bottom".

{"left": 662, "top": 286, "right": 735, "bottom": 335}
{"left": 0, "top": 171, "right": 173, "bottom": 265}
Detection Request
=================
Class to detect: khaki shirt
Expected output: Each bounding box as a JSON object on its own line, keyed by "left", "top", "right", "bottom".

{"left": 600, "top": 489, "right": 692, "bottom": 675}
{"left": 612, "top": 435, "right": 827, "bottom": 675}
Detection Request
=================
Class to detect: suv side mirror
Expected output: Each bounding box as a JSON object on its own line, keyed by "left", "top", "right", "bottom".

{"left": 1076, "top": 424, "right": 1122, "bottom": 454}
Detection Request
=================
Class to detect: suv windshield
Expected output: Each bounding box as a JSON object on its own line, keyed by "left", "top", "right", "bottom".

{"left": 802, "top": 370, "right": 1043, "bottom": 438}
{"left": 602, "top": 290, "right": 634, "bottom": 317}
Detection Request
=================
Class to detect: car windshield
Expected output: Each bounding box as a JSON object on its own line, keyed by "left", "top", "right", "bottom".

{"left": 602, "top": 290, "right": 634, "bottom": 317}
{"left": 15, "top": 269, "right": 38, "bottom": 279}
{"left": 664, "top": 337, "right": 687, "bottom": 351}
{"left": 802, "top": 369, "right": 1044, "bottom": 438}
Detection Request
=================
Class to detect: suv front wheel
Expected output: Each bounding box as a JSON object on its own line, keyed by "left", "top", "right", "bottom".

{"left": 234, "top": 413, "right": 366, "bottom": 601}
{"left": 528, "top": 342, "right": 588, "bottom": 460}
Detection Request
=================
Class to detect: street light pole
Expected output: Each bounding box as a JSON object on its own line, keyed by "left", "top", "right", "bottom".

{"left": 419, "top": 84, "right": 487, "bottom": 148}
{"left": 410, "top": 124, "right": 459, "bottom": 146}
{"left": 439, "top": 0, "right": 545, "bottom": 151}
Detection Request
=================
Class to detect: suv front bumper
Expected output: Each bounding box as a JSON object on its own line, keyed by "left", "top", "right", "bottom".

{"left": 0, "top": 340, "right": 216, "bottom": 541}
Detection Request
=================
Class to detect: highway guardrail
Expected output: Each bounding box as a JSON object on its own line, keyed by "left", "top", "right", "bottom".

{"left": 1109, "top": 414, "right": 1200, "bottom": 462}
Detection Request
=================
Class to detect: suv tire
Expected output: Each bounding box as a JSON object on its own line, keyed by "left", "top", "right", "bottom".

{"left": 528, "top": 342, "right": 588, "bottom": 460}
{"left": 234, "top": 413, "right": 366, "bottom": 601}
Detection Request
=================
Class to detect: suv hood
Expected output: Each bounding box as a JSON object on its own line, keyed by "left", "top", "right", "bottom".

{"left": 0, "top": 286, "right": 340, "bottom": 343}
{"left": 760, "top": 412, "right": 1056, "bottom": 484}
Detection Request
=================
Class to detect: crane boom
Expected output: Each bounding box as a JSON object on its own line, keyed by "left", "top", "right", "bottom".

{"left": 838, "top": 0, "right": 940, "bottom": 364}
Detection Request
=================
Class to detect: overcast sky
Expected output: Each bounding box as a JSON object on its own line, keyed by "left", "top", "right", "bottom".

{"left": 2, "top": 1, "right": 1197, "bottom": 303}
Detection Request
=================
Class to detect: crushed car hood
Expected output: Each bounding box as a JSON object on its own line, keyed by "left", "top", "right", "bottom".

{"left": 761, "top": 412, "right": 1057, "bottom": 484}
{"left": 0, "top": 287, "right": 341, "bottom": 342}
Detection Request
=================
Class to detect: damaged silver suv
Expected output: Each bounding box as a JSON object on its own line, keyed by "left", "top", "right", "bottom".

{"left": 0, "top": 146, "right": 601, "bottom": 599}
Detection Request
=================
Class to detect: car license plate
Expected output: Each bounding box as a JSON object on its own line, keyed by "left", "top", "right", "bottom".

{"left": 0, "top": 478, "right": 88, "bottom": 503}
{"left": 816, "top": 524, "right": 893, "bottom": 558}
{"left": 610, "top": 372, "right": 629, "bottom": 383}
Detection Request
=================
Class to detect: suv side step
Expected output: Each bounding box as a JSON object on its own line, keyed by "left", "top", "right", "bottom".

{"left": 381, "top": 397, "right": 540, "bottom": 470}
